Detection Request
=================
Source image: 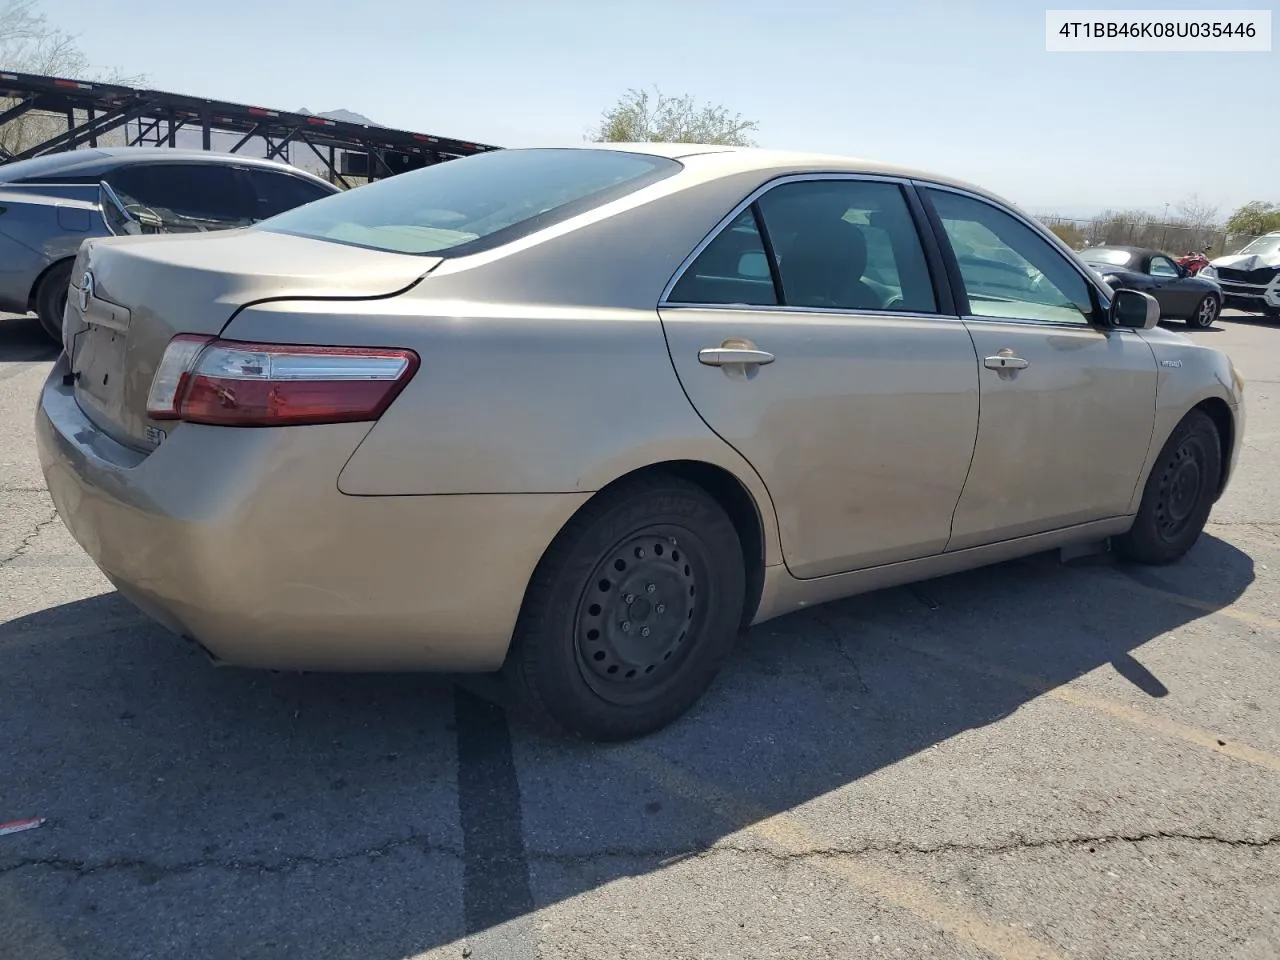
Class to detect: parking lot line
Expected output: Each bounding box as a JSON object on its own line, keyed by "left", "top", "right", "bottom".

{"left": 892, "top": 637, "right": 1280, "bottom": 775}
{"left": 623, "top": 750, "right": 1069, "bottom": 960}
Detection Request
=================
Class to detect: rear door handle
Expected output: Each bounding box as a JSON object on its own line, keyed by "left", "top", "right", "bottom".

{"left": 698, "top": 347, "right": 776, "bottom": 367}
{"left": 983, "top": 353, "right": 1029, "bottom": 371}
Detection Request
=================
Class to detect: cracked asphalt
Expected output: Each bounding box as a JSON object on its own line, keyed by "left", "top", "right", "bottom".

{"left": 1, "top": 310, "right": 1278, "bottom": 960}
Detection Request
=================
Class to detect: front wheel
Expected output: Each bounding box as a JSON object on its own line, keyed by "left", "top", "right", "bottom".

{"left": 1187, "top": 294, "right": 1219, "bottom": 330}
{"left": 505, "top": 475, "right": 746, "bottom": 742}
{"left": 34, "top": 260, "right": 73, "bottom": 345}
{"left": 1114, "top": 409, "right": 1222, "bottom": 565}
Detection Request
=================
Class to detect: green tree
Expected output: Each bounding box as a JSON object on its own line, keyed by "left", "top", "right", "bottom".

{"left": 590, "top": 87, "right": 759, "bottom": 146}
{"left": 1225, "top": 201, "right": 1280, "bottom": 237}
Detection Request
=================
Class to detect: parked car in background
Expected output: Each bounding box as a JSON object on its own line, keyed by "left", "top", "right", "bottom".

{"left": 1078, "top": 245, "right": 1223, "bottom": 328}
{"left": 1198, "top": 232, "right": 1280, "bottom": 319}
{"left": 37, "top": 145, "right": 1244, "bottom": 742}
{"left": 0, "top": 148, "right": 339, "bottom": 341}
{"left": 1175, "top": 249, "right": 1212, "bottom": 275}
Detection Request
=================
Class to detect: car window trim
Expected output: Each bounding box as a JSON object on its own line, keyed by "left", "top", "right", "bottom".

{"left": 748, "top": 203, "right": 785, "bottom": 305}
{"left": 108, "top": 161, "right": 255, "bottom": 224}
{"left": 913, "top": 181, "right": 1130, "bottom": 333}
{"left": 234, "top": 165, "right": 330, "bottom": 221}
{"left": 658, "top": 172, "right": 960, "bottom": 319}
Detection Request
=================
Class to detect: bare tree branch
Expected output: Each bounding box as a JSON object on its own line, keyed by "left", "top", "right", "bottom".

{"left": 0, "top": 0, "right": 143, "bottom": 155}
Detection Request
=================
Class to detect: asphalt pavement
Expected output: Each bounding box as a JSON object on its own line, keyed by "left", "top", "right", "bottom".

{"left": 1, "top": 310, "right": 1277, "bottom": 960}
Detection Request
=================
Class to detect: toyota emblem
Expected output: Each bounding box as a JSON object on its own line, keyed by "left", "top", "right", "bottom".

{"left": 78, "top": 271, "right": 93, "bottom": 313}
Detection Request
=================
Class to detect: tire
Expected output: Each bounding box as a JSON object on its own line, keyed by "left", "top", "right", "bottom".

{"left": 1114, "top": 409, "right": 1222, "bottom": 565}
{"left": 504, "top": 474, "right": 746, "bottom": 742}
{"left": 34, "top": 260, "right": 72, "bottom": 345}
{"left": 1187, "top": 294, "right": 1219, "bottom": 330}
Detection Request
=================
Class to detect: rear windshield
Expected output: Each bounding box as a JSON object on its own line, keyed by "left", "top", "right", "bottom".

{"left": 258, "top": 148, "right": 682, "bottom": 256}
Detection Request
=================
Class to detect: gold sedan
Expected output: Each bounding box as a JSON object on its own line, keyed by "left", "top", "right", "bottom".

{"left": 36, "top": 144, "right": 1245, "bottom": 741}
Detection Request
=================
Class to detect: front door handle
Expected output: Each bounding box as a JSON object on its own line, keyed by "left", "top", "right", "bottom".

{"left": 983, "top": 353, "right": 1029, "bottom": 371}
{"left": 699, "top": 347, "right": 776, "bottom": 367}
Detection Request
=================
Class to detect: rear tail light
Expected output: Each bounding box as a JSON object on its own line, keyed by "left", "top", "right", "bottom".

{"left": 146, "top": 336, "right": 419, "bottom": 426}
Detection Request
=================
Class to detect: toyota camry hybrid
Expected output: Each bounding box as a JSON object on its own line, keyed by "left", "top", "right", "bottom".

{"left": 36, "top": 144, "right": 1245, "bottom": 741}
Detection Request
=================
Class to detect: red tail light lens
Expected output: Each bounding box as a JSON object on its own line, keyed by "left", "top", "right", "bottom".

{"left": 146, "top": 337, "right": 419, "bottom": 426}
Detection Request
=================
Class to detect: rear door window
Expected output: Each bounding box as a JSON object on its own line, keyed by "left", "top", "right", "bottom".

{"left": 668, "top": 178, "right": 938, "bottom": 313}
{"left": 243, "top": 168, "right": 335, "bottom": 220}
{"left": 105, "top": 163, "right": 254, "bottom": 231}
{"left": 756, "top": 179, "right": 937, "bottom": 313}
{"left": 667, "top": 208, "right": 778, "bottom": 306}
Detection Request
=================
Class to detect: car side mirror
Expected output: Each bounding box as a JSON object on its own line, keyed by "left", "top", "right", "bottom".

{"left": 1110, "top": 288, "right": 1160, "bottom": 330}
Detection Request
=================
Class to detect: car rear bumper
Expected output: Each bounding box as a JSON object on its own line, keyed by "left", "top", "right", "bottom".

{"left": 35, "top": 356, "right": 588, "bottom": 672}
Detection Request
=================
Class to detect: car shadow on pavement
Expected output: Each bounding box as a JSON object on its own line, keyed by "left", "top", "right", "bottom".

{"left": 0, "top": 534, "right": 1256, "bottom": 959}
{"left": 0, "top": 315, "right": 58, "bottom": 364}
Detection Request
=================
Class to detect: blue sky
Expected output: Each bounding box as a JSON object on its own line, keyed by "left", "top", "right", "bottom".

{"left": 36, "top": 0, "right": 1277, "bottom": 218}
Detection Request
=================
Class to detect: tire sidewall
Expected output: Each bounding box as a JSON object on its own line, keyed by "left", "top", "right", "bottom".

{"left": 1120, "top": 410, "right": 1222, "bottom": 564}
{"left": 35, "top": 261, "right": 72, "bottom": 344}
{"left": 512, "top": 481, "right": 745, "bottom": 741}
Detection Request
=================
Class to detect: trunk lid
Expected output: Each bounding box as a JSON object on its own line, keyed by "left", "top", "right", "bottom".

{"left": 64, "top": 227, "right": 438, "bottom": 451}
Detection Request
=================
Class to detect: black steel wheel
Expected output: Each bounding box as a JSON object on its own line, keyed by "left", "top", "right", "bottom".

{"left": 505, "top": 474, "right": 745, "bottom": 741}
{"left": 1115, "top": 409, "right": 1222, "bottom": 565}
{"left": 34, "top": 260, "right": 72, "bottom": 345}
{"left": 1187, "top": 294, "right": 1219, "bottom": 330}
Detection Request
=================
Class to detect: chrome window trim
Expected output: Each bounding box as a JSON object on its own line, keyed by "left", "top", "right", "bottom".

{"left": 960, "top": 314, "right": 1138, "bottom": 334}
{"left": 660, "top": 302, "right": 962, "bottom": 322}
{"left": 657, "top": 172, "right": 951, "bottom": 317}
{"left": 912, "top": 180, "right": 1117, "bottom": 322}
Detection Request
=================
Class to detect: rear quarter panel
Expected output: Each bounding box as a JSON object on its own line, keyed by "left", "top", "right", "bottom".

{"left": 218, "top": 165, "right": 792, "bottom": 563}
{"left": 222, "top": 297, "right": 783, "bottom": 567}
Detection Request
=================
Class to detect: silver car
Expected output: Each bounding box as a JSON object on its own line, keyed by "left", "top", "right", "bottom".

{"left": 0, "top": 147, "right": 337, "bottom": 340}
{"left": 36, "top": 144, "right": 1246, "bottom": 742}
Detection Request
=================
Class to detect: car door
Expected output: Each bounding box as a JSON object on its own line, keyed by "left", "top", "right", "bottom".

{"left": 1146, "top": 253, "right": 1196, "bottom": 316}
{"left": 103, "top": 162, "right": 254, "bottom": 233}
{"left": 658, "top": 176, "right": 980, "bottom": 579}
{"left": 239, "top": 167, "right": 336, "bottom": 222}
{"left": 920, "top": 186, "right": 1159, "bottom": 550}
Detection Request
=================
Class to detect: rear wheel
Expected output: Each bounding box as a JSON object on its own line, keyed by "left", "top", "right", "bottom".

{"left": 1187, "top": 294, "right": 1219, "bottom": 329}
{"left": 1114, "top": 409, "right": 1221, "bottom": 565}
{"left": 505, "top": 475, "right": 745, "bottom": 742}
{"left": 34, "top": 260, "right": 72, "bottom": 345}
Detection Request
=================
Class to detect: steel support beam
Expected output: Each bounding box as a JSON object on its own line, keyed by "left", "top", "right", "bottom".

{"left": 230, "top": 123, "right": 263, "bottom": 153}
{"left": 0, "top": 96, "right": 41, "bottom": 128}
{"left": 304, "top": 139, "right": 351, "bottom": 189}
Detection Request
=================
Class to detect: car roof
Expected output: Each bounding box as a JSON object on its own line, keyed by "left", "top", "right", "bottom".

{"left": 546, "top": 142, "right": 1025, "bottom": 209}
{"left": 0, "top": 147, "right": 328, "bottom": 183}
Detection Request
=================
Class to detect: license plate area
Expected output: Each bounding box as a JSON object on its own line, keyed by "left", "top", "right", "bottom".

{"left": 70, "top": 292, "right": 133, "bottom": 429}
{"left": 72, "top": 322, "right": 129, "bottom": 424}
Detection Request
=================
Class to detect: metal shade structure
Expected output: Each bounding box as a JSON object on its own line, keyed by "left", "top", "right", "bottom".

{"left": 0, "top": 71, "right": 501, "bottom": 187}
